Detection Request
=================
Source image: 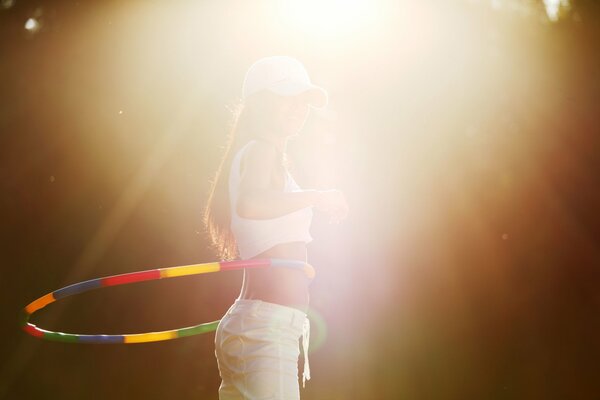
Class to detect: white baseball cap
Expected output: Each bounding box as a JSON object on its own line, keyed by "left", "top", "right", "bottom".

{"left": 242, "top": 56, "right": 328, "bottom": 108}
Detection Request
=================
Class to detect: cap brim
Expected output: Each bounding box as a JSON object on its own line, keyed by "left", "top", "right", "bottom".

{"left": 268, "top": 82, "right": 328, "bottom": 108}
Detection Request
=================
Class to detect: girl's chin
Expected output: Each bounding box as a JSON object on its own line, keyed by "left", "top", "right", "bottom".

{"left": 285, "top": 124, "right": 306, "bottom": 136}
{"left": 279, "top": 126, "right": 302, "bottom": 138}
{"left": 285, "top": 127, "right": 303, "bottom": 137}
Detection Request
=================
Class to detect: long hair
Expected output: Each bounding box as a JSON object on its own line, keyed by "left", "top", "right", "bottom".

{"left": 203, "top": 92, "right": 286, "bottom": 260}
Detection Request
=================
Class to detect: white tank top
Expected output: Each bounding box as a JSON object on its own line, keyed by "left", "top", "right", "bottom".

{"left": 229, "top": 140, "right": 313, "bottom": 259}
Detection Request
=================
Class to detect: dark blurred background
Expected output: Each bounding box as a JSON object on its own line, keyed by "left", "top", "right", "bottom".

{"left": 1, "top": 0, "right": 599, "bottom": 399}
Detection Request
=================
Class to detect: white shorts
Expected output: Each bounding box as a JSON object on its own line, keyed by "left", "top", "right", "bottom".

{"left": 215, "top": 299, "right": 310, "bottom": 400}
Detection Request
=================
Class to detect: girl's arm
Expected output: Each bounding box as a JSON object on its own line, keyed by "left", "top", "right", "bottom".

{"left": 236, "top": 141, "right": 322, "bottom": 219}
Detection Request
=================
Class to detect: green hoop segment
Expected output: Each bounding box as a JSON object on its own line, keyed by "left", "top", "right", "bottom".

{"left": 22, "top": 258, "right": 315, "bottom": 344}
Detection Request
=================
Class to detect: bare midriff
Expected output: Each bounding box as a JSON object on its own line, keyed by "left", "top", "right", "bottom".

{"left": 238, "top": 241, "right": 310, "bottom": 311}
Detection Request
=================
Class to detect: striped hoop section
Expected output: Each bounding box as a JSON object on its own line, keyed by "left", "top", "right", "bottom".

{"left": 22, "top": 259, "right": 315, "bottom": 344}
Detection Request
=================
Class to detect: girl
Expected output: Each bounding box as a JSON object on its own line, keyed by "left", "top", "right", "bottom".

{"left": 204, "top": 56, "right": 348, "bottom": 400}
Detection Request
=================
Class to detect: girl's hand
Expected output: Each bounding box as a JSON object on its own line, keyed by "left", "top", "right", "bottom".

{"left": 314, "top": 190, "right": 349, "bottom": 224}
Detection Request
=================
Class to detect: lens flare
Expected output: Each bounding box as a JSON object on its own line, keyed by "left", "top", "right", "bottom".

{"left": 305, "top": 306, "right": 328, "bottom": 353}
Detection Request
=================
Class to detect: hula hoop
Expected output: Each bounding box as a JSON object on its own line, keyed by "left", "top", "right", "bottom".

{"left": 22, "top": 258, "right": 315, "bottom": 344}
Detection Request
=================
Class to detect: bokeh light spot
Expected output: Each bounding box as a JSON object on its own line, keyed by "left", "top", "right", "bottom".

{"left": 543, "top": 0, "right": 570, "bottom": 22}
{"left": 1, "top": 0, "right": 15, "bottom": 10}
{"left": 24, "top": 18, "right": 40, "bottom": 33}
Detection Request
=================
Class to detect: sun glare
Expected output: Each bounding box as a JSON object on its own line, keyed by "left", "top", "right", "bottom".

{"left": 277, "top": 0, "right": 376, "bottom": 38}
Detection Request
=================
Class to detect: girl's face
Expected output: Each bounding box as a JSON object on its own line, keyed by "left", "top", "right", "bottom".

{"left": 277, "top": 94, "right": 310, "bottom": 137}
